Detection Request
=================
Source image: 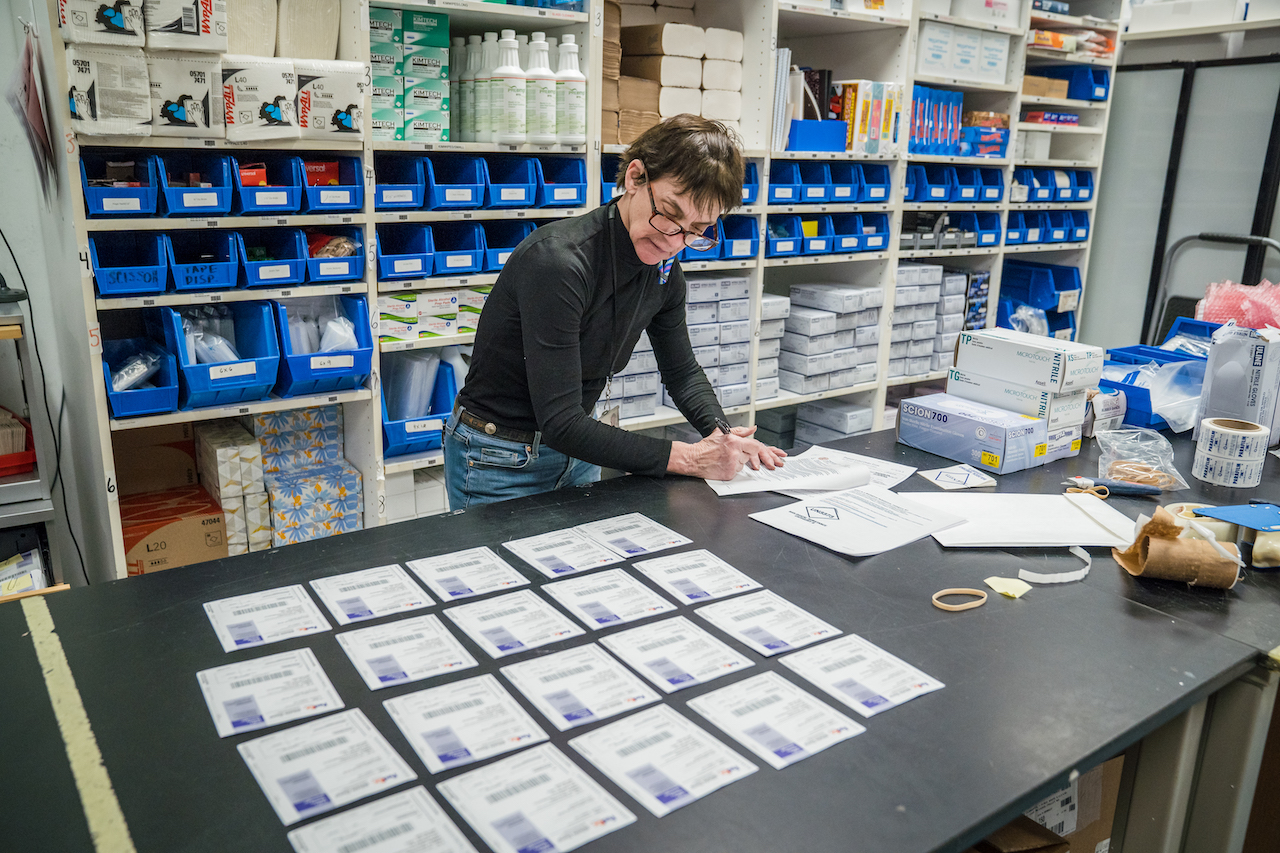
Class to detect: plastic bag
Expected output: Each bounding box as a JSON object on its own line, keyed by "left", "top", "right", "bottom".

{"left": 1195, "top": 279, "right": 1280, "bottom": 329}
{"left": 1096, "top": 427, "right": 1189, "bottom": 491}
{"left": 1145, "top": 360, "right": 1205, "bottom": 432}
{"left": 384, "top": 350, "right": 439, "bottom": 421}
{"left": 111, "top": 349, "right": 161, "bottom": 391}
{"left": 1009, "top": 304, "right": 1049, "bottom": 337}
{"left": 1159, "top": 333, "right": 1212, "bottom": 359}
{"left": 194, "top": 332, "right": 240, "bottom": 364}
{"left": 319, "top": 315, "right": 358, "bottom": 352}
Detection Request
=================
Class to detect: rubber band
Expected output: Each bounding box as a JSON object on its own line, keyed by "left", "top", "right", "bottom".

{"left": 931, "top": 588, "right": 988, "bottom": 612}
{"left": 1105, "top": 461, "right": 1179, "bottom": 489}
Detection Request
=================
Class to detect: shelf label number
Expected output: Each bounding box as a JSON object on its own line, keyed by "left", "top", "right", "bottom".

{"left": 89, "top": 325, "right": 102, "bottom": 354}
{"left": 106, "top": 475, "right": 118, "bottom": 504}
{"left": 66, "top": 132, "right": 76, "bottom": 155}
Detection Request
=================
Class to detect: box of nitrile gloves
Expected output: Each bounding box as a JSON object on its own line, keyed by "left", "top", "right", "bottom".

{"left": 897, "top": 392, "right": 1047, "bottom": 475}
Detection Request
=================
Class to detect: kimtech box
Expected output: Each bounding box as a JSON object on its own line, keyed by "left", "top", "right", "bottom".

{"left": 955, "top": 328, "right": 1103, "bottom": 392}
{"left": 897, "top": 392, "right": 1048, "bottom": 475}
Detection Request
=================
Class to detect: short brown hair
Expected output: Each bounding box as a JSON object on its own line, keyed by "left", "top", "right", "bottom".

{"left": 615, "top": 114, "right": 745, "bottom": 216}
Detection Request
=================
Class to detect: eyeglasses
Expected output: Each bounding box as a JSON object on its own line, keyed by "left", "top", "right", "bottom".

{"left": 646, "top": 183, "right": 719, "bottom": 251}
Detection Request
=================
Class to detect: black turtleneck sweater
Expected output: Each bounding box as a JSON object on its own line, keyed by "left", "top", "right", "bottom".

{"left": 457, "top": 202, "right": 724, "bottom": 476}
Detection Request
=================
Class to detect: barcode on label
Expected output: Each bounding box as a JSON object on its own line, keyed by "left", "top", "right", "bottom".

{"left": 1049, "top": 822, "right": 1065, "bottom": 835}
{"left": 368, "top": 632, "right": 425, "bottom": 650}
{"left": 636, "top": 635, "right": 683, "bottom": 653}
{"left": 663, "top": 561, "right": 709, "bottom": 574}
{"left": 337, "top": 578, "right": 392, "bottom": 594}
{"left": 530, "top": 539, "right": 570, "bottom": 553}
{"left": 731, "top": 606, "right": 775, "bottom": 623}
{"left": 820, "top": 654, "right": 866, "bottom": 673}
{"left": 601, "top": 522, "right": 642, "bottom": 535}
{"left": 444, "top": 559, "right": 485, "bottom": 571}
{"left": 231, "top": 600, "right": 289, "bottom": 617}
{"left": 229, "top": 669, "right": 294, "bottom": 690}
{"left": 485, "top": 773, "right": 552, "bottom": 804}
{"left": 422, "top": 698, "right": 484, "bottom": 719}
{"left": 572, "top": 582, "right": 621, "bottom": 597}
{"left": 731, "top": 693, "right": 782, "bottom": 717}
{"left": 617, "top": 729, "right": 672, "bottom": 757}
{"left": 181, "top": 5, "right": 196, "bottom": 31}
{"left": 539, "top": 664, "right": 594, "bottom": 683}
{"left": 477, "top": 606, "right": 526, "bottom": 622}
{"left": 280, "top": 735, "right": 349, "bottom": 763}
{"left": 336, "top": 822, "right": 415, "bottom": 853}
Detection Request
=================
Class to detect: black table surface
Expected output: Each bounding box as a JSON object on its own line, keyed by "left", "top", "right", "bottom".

{"left": 5, "top": 429, "right": 1275, "bottom": 853}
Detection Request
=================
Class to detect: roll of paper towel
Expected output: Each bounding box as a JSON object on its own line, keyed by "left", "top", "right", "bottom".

{"left": 222, "top": 55, "right": 300, "bottom": 141}
{"left": 226, "top": 0, "right": 277, "bottom": 56}
{"left": 295, "top": 58, "right": 366, "bottom": 140}
{"left": 276, "top": 0, "right": 341, "bottom": 60}
{"left": 147, "top": 52, "right": 224, "bottom": 138}
{"left": 59, "top": 0, "right": 146, "bottom": 46}
{"left": 143, "top": 0, "right": 228, "bottom": 52}
{"left": 65, "top": 45, "right": 152, "bottom": 136}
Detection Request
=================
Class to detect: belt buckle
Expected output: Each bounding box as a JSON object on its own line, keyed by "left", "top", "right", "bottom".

{"left": 484, "top": 422, "right": 497, "bottom": 435}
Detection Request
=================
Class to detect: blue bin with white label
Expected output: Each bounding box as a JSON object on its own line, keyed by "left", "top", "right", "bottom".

{"left": 911, "top": 165, "right": 954, "bottom": 202}
{"left": 720, "top": 216, "right": 759, "bottom": 259}
{"left": 89, "top": 233, "right": 167, "bottom": 296}
{"left": 237, "top": 229, "right": 308, "bottom": 287}
{"left": 231, "top": 154, "right": 304, "bottom": 214}
{"left": 1047, "top": 308, "right": 1077, "bottom": 341}
{"left": 857, "top": 164, "right": 891, "bottom": 202}
{"left": 979, "top": 168, "right": 1004, "bottom": 202}
{"left": 767, "top": 161, "right": 801, "bottom": 204}
{"left": 301, "top": 156, "right": 365, "bottom": 212}
{"left": 101, "top": 339, "right": 179, "bottom": 418}
{"left": 1014, "top": 168, "right": 1054, "bottom": 202}
{"left": 1045, "top": 211, "right": 1072, "bottom": 243}
{"left": 373, "top": 154, "right": 426, "bottom": 209}
{"left": 741, "top": 161, "right": 759, "bottom": 205}
{"left": 1070, "top": 210, "right": 1090, "bottom": 242}
{"left": 166, "top": 231, "right": 240, "bottom": 291}
{"left": 1005, "top": 211, "right": 1027, "bottom": 245}
{"left": 304, "top": 227, "right": 365, "bottom": 282}
{"left": 599, "top": 155, "right": 624, "bottom": 206}
{"left": 271, "top": 295, "right": 373, "bottom": 397}
{"left": 535, "top": 157, "right": 587, "bottom": 207}
{"left": 797, "top": 162, "right": 832, "bottom": 204}
{"left": 680, "top": 220, "right": 723, "bottom": 262}
{"left": 952, "top": 166, "right": 982, "bottom": 203}
{"left": 765, "top": 215, "right": 803, "bottom": 257}
{"left": 431, "top": 222, "right": 485, "bottom": 275}
{"left": 858, "top": 213, "right": 890, "bottom": 252}
{"left": 145, "top": 302, "right": 280, "bottom": 410}
{"left": 1023, "top": 211, "right": 1049, "bottom": 244}
{"left": 80, "top": 153, "right": 159, "bottom": 217}
{"left": 482, "top": 220, "right": 536, "bottom": 271}
{"left": 382, "top": 360, "right": 456, "bottom": 457}
{"left": 157, "top": 153, "right": 234, "bottom": 216}
{"left": 827, "top": 162, "right": 860, "bottom": 203}
{"left": 376, "top": 223, "right": 434, "bottom": 280}
{"left": 959, "top": 212, "right": 1001, "bottom": 247}
{"left": 1040, "top": 66, "right": 1110, "bottom": 101}
{"left": 1072, "top": 170, "right": 1095, "bottom": 201}
{"left": 800, "top": 215, "right": 834, "bottom": 254}
{"left": 1002, "top": 260, "right": 1082, "bottom": 312}
{"left": 425, "top": 155, "right": 485, "bottom": 210}
{"left": 829, "top": 214, "right": 863, "bottom": 253}
{"left": 486, "top": 155, "right": 540, "bottom": 208}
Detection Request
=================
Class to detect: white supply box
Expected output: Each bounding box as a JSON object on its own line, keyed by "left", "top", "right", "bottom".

{"left": 761, "top": 294, "right": 791, "bottom": 321}
{"left": 785, "top": 306, "right": 838, "bottom": 337}
{"left": 955, "top": 328, "right": 1103, "bottom": 392}
{"left": 947, "top": 366, "right": 1088, "bottom": 428}
{"left": 789, "top": 284, "right": 880, "bottom": 314}
{"left": 798, "top": 397, "right": 873, "bottom": 434}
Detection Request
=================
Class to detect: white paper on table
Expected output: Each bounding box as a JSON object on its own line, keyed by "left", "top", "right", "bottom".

{"left": 903, "top": 492, "right": 1133, "bottom": 548}
{"left": 204, "top": 585, "right": 332, "bottom": 653}
{"left": 502, "top": 528, "right": 623, "bottom": 578}
{"left": 286, "top": 787, "right": 479, "bottom": 853}
{"left": 384, "top": 674, "right": 549, "bottom": 774}
{"left": 237, "top": 708, "right": 417, "bottom": 826}
{"left": 540, "top": 568, "right": 677, "bottom": 629}
{"left": 500, "top": 643, "right": 661, "bottom": 731}
{"left": 777, "top": 447, "right": 917, "bottom": 497}
{"left": 568, "top": 704, "right": 757, "bottom": 817}
{"left": 335, "top": 613, "right": 479, "bottom": 691}
{"left": 706, "top": 445, "right": 871, "bottom": 496}
{"left": 916, "top": 463, "right": 997, "bottom": 490}
{"left": 780, "top": 634, "right": 944, "bottom": 718}
{"left": 631, "top": 548, "right": 762, "bottom": 603}
{"left": 575, "top": 512, "right": 692, "bottom": 558}
{"left": 694, "top": 589, "right": 841, "bottom": 657}
{"left": 750, "top": 485, "right": 967, "bottom": 557}
{"left": 405, "top": 547, "right": 530, "bottom": 602}
{"left": 436, "top": 744, "right": 635, "bottom": 853}
{"left": 443, "top": 589, "right": 584, "bottom": 658}
{"left": 197, "top": 648, "right": 344, "bottom": 738}
{"left": 598, "top": 615, "right": 753, "bottom": 693}
{"left": 309, "top": 564, "right": 434, "bottom": 626}
{"left": 685, "top": 671, "right": 866, "bottom": 770}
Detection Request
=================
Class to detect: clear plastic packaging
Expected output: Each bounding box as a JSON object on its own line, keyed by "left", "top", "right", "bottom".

{"left": 286, "top": 296, "right": 358, "bottom": 355}
{"left": 1159, "top": 333, "right": 1212, "bottom": 359}
{"left": 319, "top": 315, "right": 357, "bottom": 352}
{"left": 384, "top": 350, "right": 440, "bottom": 421}
{"left": 1009, "top": 304, "right": 1049, "bottom": 337}
{"left": 1096, "top": 427, "right": 1189, "bottom": 491}
{"left": 111, "top": 349, "right": 162, "bottom": 391}
{"left": 194, "top": 331, "right": 240, "bottom": 364}
{"left": 1144, "top": 360, "right": 1205, "bottom": 433}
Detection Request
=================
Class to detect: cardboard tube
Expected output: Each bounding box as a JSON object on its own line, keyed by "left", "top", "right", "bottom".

{"left": 1112, "top": 506, "right": 1241, "bottom": 589}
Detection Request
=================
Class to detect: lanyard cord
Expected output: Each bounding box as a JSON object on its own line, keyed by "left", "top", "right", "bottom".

{"left": 605, "top": 199, "right": 652, "bottom": 406}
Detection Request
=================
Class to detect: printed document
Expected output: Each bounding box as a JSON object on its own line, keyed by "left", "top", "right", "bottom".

{"left": 384, "top": 674, "right": 548, "bottom": 774}
{"left": 204, "top": 585, "right": 331, "bottom": 653}
{"left": 197, "top": 648, "right": 344, "bottom": 738}
{"left": 502, "top": 529, "right": 623, "bottom": 578}
{"left": 780, "top": 634, "right": 945, "bottom": 718}
{"left": 686, "top": 671, "right": 865, "bottom": 770}
{"left": 286, "top": 787, "right": 479, "bottom": 853}
{"left": 568, "top": 704, "right": 757, "bottom": 817}
{"left": 443, "top": 589, "right": 584, "bottom": 658}
{"left": 778, "top": 447, "right": 917, "bottom": 496}
{"left": 917, "top": 463, "right": 997, "bottom": 490}
{"left": 309, "top": 564, "right": 433, "bottom": 626}
{"left": 237, "top": 709, "right": 416, "bottom": 826}
{"left": 695, "top": 589, "right": 841, "bottom": 657}
{"left": 750, "top": 485, "right": 966, "bottom": 557}
{"left": 903, "top": 492, "right": 1133, "bottom": 548}
{"left": 706, "top": 445, "right": 871, "bottom": 495}
{"left": 599, "top": 615, "right": 753, "bottom": 693}
{"left": 335, "top": 613, "right": 478, "bottom": 691}
{"left": 436, "top": 744, "right": 635, "bottom": 853}
{"left": 541, "top": 568, "right": 677, "bottom": 629}
{"left": 500, "top": 643, "right": 660, "bottom": 731}
{"left": 575, "top": 513, "right": 692, "bottom": 558}
{"left": 406, "top": 547, "right": 530, "bottom": 602}
{"left": 632, "top": 549, "right": 762, "bottom": 603}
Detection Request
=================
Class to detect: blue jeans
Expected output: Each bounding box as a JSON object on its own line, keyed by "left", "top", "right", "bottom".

{"left": 443, "top": 409, "right": 601, "bottom": 510}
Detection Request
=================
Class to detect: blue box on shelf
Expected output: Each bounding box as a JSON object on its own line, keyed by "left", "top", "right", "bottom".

{"left": 680, "top": 221, "right": 723, "bottom": 262}
{"left": 166, "top": 231, "right": 240, "bottom": 291}
{"left": 535, "top": 157, "right": 587, "bottom": 207}
{"left": 857, "top": 164, "right": 891, "bottom": 202}
{"left": 799, "top": 215, "right": 834, "bottom": 255}
{"left": 80, "top": 153, "right": 159, "bottom": 217}
{"left": 381, "top": 360, "right": 456, "bottom": 457}
{"left": 1072, "top": 170, "right": 1095, "bottom": 201}
{"left": 146, "top": 302, "right": 280, "bottom": 410}
{"left": 425, "top": 155, "right": 485, "bottom": 210}
{"left": 237, "top": 229, "right": 308, "bottom": 287}
{"left": 1047, "top": 309, "right": 1076, "bottom": 341}
{"left": 1045, "top": 211, "right": 1071, "bottom": 243}
{"left": 797, "top": 162, "right": 832, "bottom": 204}
{"left": 431, "top": 221, "right": 486, "bottom": 275}
{"left": 768, "top": 161, "right": 801, "bottom": 204}
{"left": 741, "top": 161, "right": 759, "bottom": 205}
{"left": 904, "top": 167, "right": 919, "bottom": 203}
{"left": 373, "top": 155, "right": 426, "bottom": 209}
{"left": 599, "top": 154, "right": 624, "bottom": 206}
{"left": 786, "top": 119, "right": 848, "bottom": 152}
{"left": 271, "top": 295, "right": 373, "bottom": 397}
{"left": 304, "top": 226, "right": 365, "bottom": 282}
{"left": 720, "top": 216, "right": 759, "bottom": 259}
{"left": 231, "top": 155, "right": 304, "bottom": 214}
{"left": 482, "top": 155, "right": 538, "bottom": 209}
{"left": 958, "top": 127, "right": 1009, "bottom": 158}
{"left": 376, "top": 223, "right": 434, "bottom": 280}
{"left": 979, "top": 168, "right": 1004, "bottom": 202}
{"left": 859, "top": 213, "right": 890, "bottom": 252}
{"left": 301, "top": 156, "right": 365, "bottom": 212}
{"left": 90, "top": 233, "right": 167, "bottom": 296}
{"left": 1005, "top": 211, "right": 1027, "bottom": 245}
{"left": 1002, "top": 259, "right": 1082, "bottom": 312}
{"left": 101, "top": 339, "right": 179, "bottom": 418}
{"left": 1040, "top": 66, "right": 1110, "bottom": 101}
{"left": 1013, "top": 168, "right": 1055, "bottom": 202}
{"left": 828, "top": 213, "right": 862, "bottom": 253}
{"left": 765, "top": 215, "right": 803, "bottom": 257}
{"left": 482, "top": 220, "right": 536, "bottom": 271}
{"left": 952, "top": 166, "right": 982, "bottom": 202}
{"left": 959, "top": 212, "right": 1001, "bottom": 247}
{"left": 157, "top": 153, "right": 234, "bottom": 216}
{"left": 1070, "top": 210, "right": 1090, "bottom": 242}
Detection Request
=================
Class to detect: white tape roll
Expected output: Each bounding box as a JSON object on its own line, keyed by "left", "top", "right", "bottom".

{"left": 1192, "top": 449, "right": 1265, "bottom": 488}
{"left": 1198, "top": 418, "right": 1270, "bottom": 461}
{"left": 1165, "top": 502, "right": 1239, "bottom": 542}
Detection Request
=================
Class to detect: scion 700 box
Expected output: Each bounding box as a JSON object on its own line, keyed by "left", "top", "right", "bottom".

{"left": 896, "top": 392, "right": 1048, "bottom": 475}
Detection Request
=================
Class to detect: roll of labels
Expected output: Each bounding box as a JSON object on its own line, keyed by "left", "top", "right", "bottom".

{"left": 1192, "top": 418, "right": 1269, "bottom": 489}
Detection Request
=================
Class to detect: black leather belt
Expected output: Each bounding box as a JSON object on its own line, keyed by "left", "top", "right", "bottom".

{"left": 454, "top": 405, "right": 537, "bottom": 445}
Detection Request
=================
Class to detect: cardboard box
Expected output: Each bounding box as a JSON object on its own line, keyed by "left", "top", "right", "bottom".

{"left": 897, "top": 393, "right": 1048, "bottom": 475}
{"left": 956, "top": 328, "right": 1103, "bottom": 392}
{"left": 974, "top": 816, "right": 1068, "bottom": 853}
{"left": 121, "top": 486, "right": 228, "bottom": 576}
{"left": 114, "top": 424, "right": 197, "bottom": 496}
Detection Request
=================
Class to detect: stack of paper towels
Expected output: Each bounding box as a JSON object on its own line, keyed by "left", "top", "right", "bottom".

{"left": 618, "top": 0, "right": 698, "bottom": 27}
{"left": 619, "top": 22, "right": 744, "bottom": 133}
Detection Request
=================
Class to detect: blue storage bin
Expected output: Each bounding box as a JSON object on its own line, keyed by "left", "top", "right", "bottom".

{"left": 101, "top": 338, "right": 179, "bottom": 418}
{"left": 425, "top": 155, "right": 485, "bottom": 210}
{"left": 232, "top": 155, "right": 304, "bottom": 214}
{"left": 909, "top": 165, "right": 953, "bottom": 201}
{"left": 482, "top": 220, "right": 536, "bottom": 271}
{"left": 166, "top": 231, "right": 240, "bottom": 291}
{"left": 829, "top": 214, "right": 862, "bottom": 253}
{"left": 1002, "top": 260, "right": 1082, "bottom": 312}
{"left": 485, "top": 155, "right": 540, "bottom": 209}
{"left": 959, "top": 212, "right": 1001, "bottom": 247}
{"left": 797, "top": 162, "right": 832, "bottom": 203}
{"left": 301, "top": 156, "right": 365, "bottom": 212}
{"left": 600, "top": 154, "right": 624, "bottom": 206}
{"left": 979, "top": 168, "right": 1004, "bottom": 203}
{"left": 145, "top": 303, "right": 280, "bottom": 410}
{"left": 1023, "top": 211, "right": 1049, "bottom": 243}
{"left": 786, "top": 119, "right": 848, "bottom": 152}
{"left": 237, "top": 229, "right": 308, "bottom": 287}
{"left": 1072, "top": 170, "right": 1095, "bottom": 201}
{"left": 1040, "top": 66, "right": 1110, "bottom": 101}
{"left": 80, "top": 153, "right": 159, "bottom": 217}
{"left": 741, "top": 162, "right": 759, "bottom": 205}
{"left": 374, "top": 155, "right": 426, "bottom": 209}
{"left": 768, "top": 161, "right": 801, "bottom": 204}
{"left": 1005, "top": 211, "right": 1027, "bottom": 245}
{"left": 1045, "top": 211, "right": 1071, "bottom": 243}
{"left": 304, "top": 227, "right": 365, "bottom": 282}
{"left": 765, "top": 215, "right": 803, "bottom": 257}
{"left": 271, "top": 295, "right": 373, "bottom": 397}
{"left": 431, "top": 222, "right": 485, "bottom": 275}
{"left": 952, "top": 166, "right": 982, "bottom": 202}
{"left": 959, "top": 126, "right": 1009, "bottom": 158}
{"left": 1099, "top": 319, "right": 1220, "bottom": 429}
{"left": 857, "top": 164, "right": 891, "bottom": 202}
{"left": 720, "top": 216, "right": 759, "bottom": 259}
{"left": 376, "top": 223, "right": 434, "bottom": 280}
{"left": 382, "top": 360, "right": 456, "bottom": 457}
{"left": 535, "top": 157, "right": 587, "bottom": 207}
{"left": 1013, "top": 169, "right": 1055, "bottom": 202}
{"left": 859, "top": 213, "right": 890, "bottom": 252}
{"left": 824, "top": 162, "right": 859, "bottom": 203}
{"left": 1047, "top": 309, "right": 1076, "bottom": 341}
{"left": 680, "top": 221, "right": 723, "bottom": 262}
{"left": 90, "top": 233, "right": 167, "bottom": 295}
{"left": 1070, "top": 210, "right": 1090, "bottom": 242}
{"left": 157, "top": 153, "right": 234, "bottom": 216}
{"left": 904, "top": 167, "right": 919, "bottom": 203}
{"left": 799, "top": 216, "right": 834, "bottom": 255}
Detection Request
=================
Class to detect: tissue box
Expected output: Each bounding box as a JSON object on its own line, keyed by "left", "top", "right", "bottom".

{"left": 956, "top": 328, "right": 1102, "bottom": 392}
{"left": 947, "top": 366, "right": 1088, "bottom": 428}
{"left": 897, "top": 393, "right": 1047, "bottom": 475}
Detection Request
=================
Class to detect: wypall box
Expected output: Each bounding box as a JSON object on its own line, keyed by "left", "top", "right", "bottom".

{"left": 897, "top": 392, "right": 1048, "bottom": 474}
{"left": 955, "top": 328, "right": 1103, "bottom": 392}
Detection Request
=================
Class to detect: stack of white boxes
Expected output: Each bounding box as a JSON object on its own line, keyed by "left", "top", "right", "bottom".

{"left": 607, "top": 330, "right": 661, "bottom": 420}
{"left": 384, "top": 467, "right": 449, "bottom": 522}
{"left": 662, "top": 272, "right": 755, "bottom": 410}
{"left": 619, "top": 22, "right": 745, "bottom": 135}
{"left": 795, "top": 395, "right": 875, "bottom": 446}
{"left": 757, "top": 293, "right": 790, "bottom": 402}
{"left": 779, "top": 283, "right": 882, "bottom": 396}
{"left": 377, "top": 287, "right": 489, "bottom": 343}
{"left": 934, "top": 269, "right": 968, "bottom": 372}
{"left": 892, "top": 263, "right": 943, "bottom": 379}
{"left": 195, "top": 422, "right": 268, "bottom": 556}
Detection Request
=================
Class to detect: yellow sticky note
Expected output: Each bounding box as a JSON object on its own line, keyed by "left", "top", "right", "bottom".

{"left": 984, "top": 576, "right": 1031, "bottom": 599}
